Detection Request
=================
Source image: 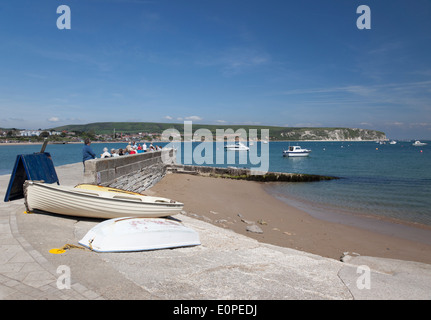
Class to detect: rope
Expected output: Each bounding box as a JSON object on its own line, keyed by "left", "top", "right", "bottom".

{"left": 62, "top": 244, "right": 88, "bottom": 251}
{"left": 49, "top": 243, "right": 89, "bottom": 254}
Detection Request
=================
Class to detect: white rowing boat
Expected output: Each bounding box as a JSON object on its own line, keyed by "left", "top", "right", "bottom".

{"left": 78, "top": 217, "right": 200, "bottom": 252}
{"left": 24, "top": 181, "right": 183, "bottom": 219}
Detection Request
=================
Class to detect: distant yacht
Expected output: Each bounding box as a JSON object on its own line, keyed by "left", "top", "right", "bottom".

{"left": 389, "top": 140, "right": 397, "bottom": 144}
{"left": 412, "top": 140, "right": 427, "bottom": 146}
{"left": 225, "top": 142, "right": 249, "bottom": 151}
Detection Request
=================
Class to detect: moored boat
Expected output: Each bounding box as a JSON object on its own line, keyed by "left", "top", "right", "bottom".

{"left": 24, "top": 181, "right": 183, "bottom": 219}
{"left": 283, "top": 146, "right": 311, "bottom": 157}
{"left": 78, "top": 217, "right": 201, "bottom": 252}
{"left": 412, "top": 140, "right": 427, "bottom": 146}
{"left": 224, "top": 142, "right": 249, "bottom": 151}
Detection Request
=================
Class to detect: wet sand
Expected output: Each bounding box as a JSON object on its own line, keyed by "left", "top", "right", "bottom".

{"left": 150, "top": 173, "right": 431, "bottom": 264}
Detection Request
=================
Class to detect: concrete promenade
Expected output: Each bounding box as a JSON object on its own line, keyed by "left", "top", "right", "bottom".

{"left": 1, "top": 162, "right": 431, "bottom": 300}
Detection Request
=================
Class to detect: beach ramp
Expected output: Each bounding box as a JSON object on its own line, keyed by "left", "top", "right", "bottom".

{"left": 4, "top": 152, "right": 59, "bottom": 202}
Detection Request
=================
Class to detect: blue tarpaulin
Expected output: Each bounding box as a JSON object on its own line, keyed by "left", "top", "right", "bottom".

{"left": 4, "top": 152, "right": 59, "bottom": 202}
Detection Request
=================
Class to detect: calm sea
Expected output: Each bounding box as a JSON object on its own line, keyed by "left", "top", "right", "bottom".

{"left": 1, "top": 140, "right": 430, "bottom": 228}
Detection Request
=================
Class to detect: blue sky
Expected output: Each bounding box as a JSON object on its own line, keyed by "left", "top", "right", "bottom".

{"left": 0, "top": 0, "right": 430, "bottom": 139}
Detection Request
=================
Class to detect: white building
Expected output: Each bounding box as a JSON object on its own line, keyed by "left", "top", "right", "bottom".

{"left": 19, "top": 130, "right": 62, "bottom": 137}
{"left": 20, "top": 130, "right": 41, "bottom": 137}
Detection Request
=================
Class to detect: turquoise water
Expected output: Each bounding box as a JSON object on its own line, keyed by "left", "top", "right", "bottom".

{"left": 265, "top": 141, "right": 431, "bottom": 227}
{"left": 1, "top": 140, "right": 430, "bottom": 226}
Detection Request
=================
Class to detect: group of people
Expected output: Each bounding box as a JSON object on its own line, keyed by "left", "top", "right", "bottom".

{"left": 82, "top": 139, "right": 163, "bottom": 165}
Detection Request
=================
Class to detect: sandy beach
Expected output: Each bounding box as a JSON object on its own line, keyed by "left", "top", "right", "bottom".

{"left": 150, "top": 173, "right": 431, "bottom": 265}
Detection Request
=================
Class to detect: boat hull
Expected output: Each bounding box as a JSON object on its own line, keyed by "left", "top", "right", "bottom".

{"left": 225, "top": 146, "right": 249, "bottom": 151}
{"left": 225, "top": 147, "right": 249, "bottom": 151}
{"left": 24, "top": 181, "right": 183, "bottom": 219}
{"left": 283, "top": 151, "right": 310, "bottom": 157}
{"left": 78, "top": 217, "right": 201, "bottom": 252}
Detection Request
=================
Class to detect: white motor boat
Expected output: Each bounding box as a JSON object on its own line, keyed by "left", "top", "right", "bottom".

{"left": 79, "top": 217, "right": 201, "bottom": 252}
{"left": 224, "top": 142, "right": 249, "bottom": 151}
{"left": 24, "top": 181, "right": 183, "bottom": 219}
{"left": 412, "top": 140, "right": 427, "bottom": 146}
{"left": 283, "top": 146, "right": 311, "bottom": 157}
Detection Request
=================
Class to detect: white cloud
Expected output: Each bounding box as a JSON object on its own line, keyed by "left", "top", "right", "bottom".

{"left": 184, "top": 116, "right": 203, "bottom": 121}
{"left": 197, "top": 47, "right": 270, "bottom": 76}
{"left": 164, "top": 115, "right": 173, "bottom": 120}
{"left": 280, "top": 85, "right": 376, "bottom": 96}
{"left": 48, "top": 117, "right": 60, "bottom": 122}
{"left": 409, "top": 122, "right": 431, "bottom": 128}
{"left": 176, "top": 116, "right": 203, "bottom": 121}
{"left": 294, "top": 122, "right": 323, "bottom": 127}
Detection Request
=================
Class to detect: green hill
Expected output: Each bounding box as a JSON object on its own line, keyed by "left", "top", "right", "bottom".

{"left": 52, "top": 122, "right": 386, "bottom": 141}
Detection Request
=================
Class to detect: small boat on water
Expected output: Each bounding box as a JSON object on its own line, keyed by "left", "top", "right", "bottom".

{"left": 224, "top": 142, "right": 249, "bottom": 151}
{"left": 412, "top": 140, "right": 427, "bottom": 146}
{"left": 24, "top": 181, "right": 183, "bottom": 219}
{"left": 283, "top": 146, "right": 311, "bottom": 157}
{"left": 78, "top": 217, "right": 201, "bottom": 252}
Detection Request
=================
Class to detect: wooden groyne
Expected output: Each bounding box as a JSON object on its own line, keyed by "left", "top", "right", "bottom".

{"left": 169, "top": 164, "right": 338, "bottom": 182}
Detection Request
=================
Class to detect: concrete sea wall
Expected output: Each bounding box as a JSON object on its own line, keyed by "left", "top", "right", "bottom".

{"left": 83, "top": 149, "right": 176, "bottom": 194}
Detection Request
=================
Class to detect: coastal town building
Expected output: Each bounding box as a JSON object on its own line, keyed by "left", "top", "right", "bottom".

{"left": 19, "top": 130, "right": 62, "bottom": 137}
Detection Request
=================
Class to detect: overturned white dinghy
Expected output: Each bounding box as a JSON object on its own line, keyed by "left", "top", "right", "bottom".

{"left": 78, "top": 217, "right": 201, "bottom": 252}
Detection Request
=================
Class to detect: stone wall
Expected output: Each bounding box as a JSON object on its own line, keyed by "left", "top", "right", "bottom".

{"left": 83, "top": 149, "right": 176, "bottom": 194}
